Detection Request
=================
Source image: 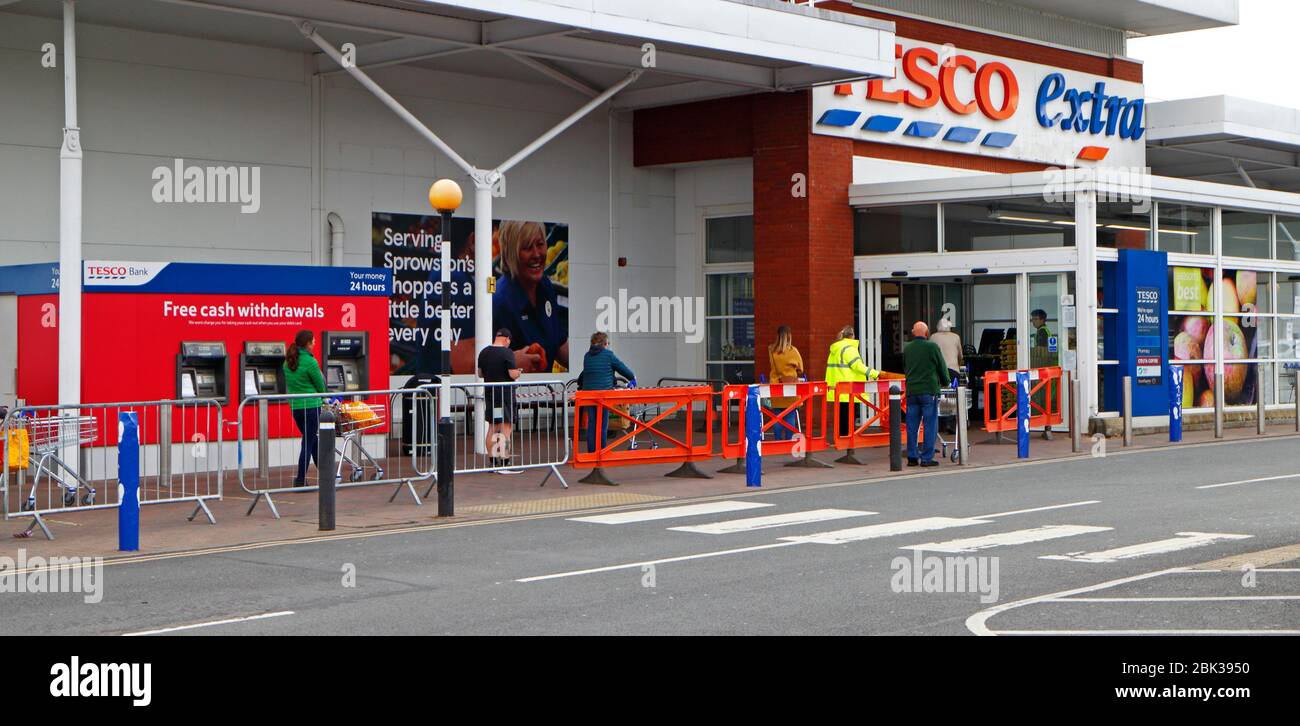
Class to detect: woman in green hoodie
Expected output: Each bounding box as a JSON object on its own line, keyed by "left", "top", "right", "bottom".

{"left": 283, "top": 330, "right": 327, "bottom": 486}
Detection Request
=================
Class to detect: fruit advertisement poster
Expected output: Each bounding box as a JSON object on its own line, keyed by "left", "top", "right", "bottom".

{"left": 1169, "top": 266, "right": 1260, "bottom": 407}
{"left": 372, "top": 212, "right": 570, "bottom": 377}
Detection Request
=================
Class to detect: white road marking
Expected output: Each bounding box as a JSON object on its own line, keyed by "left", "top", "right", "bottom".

{"left": 1197, "top": 473, "right": 1300, "bottom": 490}
{"left": 668, "top": 509, "right": 875, "bottom": 535}
{"left": 902, "top": 525, "right": 1113, "bottom": 553}
{"left": 514, "top": 542, "right": 801, "bottom": 583}
{"left": 1040, "top": 532, "right": 1252, "bottom": 564}
{"left": 568, "top": 500, "right": 772, "bottom": 525}
{"left": 780, "top": 517, "right": 992, "bottom": 545}
{"left": 975, "top": 500, "right": 1101, "bottom": 519}
{"left": 123, "top": 611, "right": 294, "bottom": 636}
{"left": 1046, "top": 595, "right": 1300, "bottom": 603}
{"left": 990, "top": 629, "right": 1300, "bottom": 636}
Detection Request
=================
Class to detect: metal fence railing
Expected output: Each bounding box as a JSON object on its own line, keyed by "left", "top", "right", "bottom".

{"left": 421, "top": 380, "right": 570, "bottom": 489}
{"left": 235, "top": 388, "right": 436, "bottom": 518}
{"left": 2, "top": 399, "right": 224, "bottom": 539}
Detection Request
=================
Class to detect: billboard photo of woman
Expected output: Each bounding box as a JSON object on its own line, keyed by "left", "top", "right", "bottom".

{"left": 492, "top": 220, "right": 569, "bottom": 373}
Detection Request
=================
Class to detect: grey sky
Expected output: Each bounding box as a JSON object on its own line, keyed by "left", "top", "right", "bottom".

{"left": 1128, "top": 0, "right": 1299, "bottom": 107}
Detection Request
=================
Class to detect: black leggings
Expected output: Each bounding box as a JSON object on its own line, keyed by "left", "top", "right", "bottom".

{"left": 291, "top": 407, "right": 320, "bottom": 483}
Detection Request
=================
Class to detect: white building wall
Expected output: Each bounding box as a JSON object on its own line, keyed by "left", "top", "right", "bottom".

{"left": 0, "top": 10, "right": 688, "bottom": 384}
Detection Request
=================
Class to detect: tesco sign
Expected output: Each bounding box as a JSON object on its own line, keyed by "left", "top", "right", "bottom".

{"left": 812, "top": 39, "right": 1146, "bottom": 169}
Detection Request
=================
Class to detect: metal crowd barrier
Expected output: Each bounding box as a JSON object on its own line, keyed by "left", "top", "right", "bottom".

{"left": 420, "top": 380, "right": 570, "bottom": 489}
{"left": 2, "top": 398, "right": 224, "bottom": 540}
{"left": 235, "top": 388, "right": 435, "bottom": 518}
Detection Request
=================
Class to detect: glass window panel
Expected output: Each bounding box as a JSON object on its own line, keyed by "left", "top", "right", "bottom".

{"left": 1278, "top": 216, "right": 1300, "bottom": 261}
{"left": 1279, "top": 277, "right": 1300, "bottom": 315}
{"left": 706, "top": 319, "right": 754, "bottom": 363}
{"left": 1168, "top": 266, "right": 1215, "bottom": 312}
{"left": 705, "top": 216, "right": 754, "bottom": 264}
{"left": 1155, "top": 203, "right": 1212, "bottom": 254}
{"left": 1225, "top": 315, "right": 1271, "bottom": 360}
{"left": 706, "top": 273, "right": 753, "bottom": 317}
{"left": 1278, "top": 317, "right": 1300, "bottom": 360}
{"left": 707, "top": 363, "right": 754, "bottom": 386}
{"left": 854, "top": 204, "right": 938, "bottom": 255}
{"left": 944, "top": 199, "right": 1074, "bottom": 252}
{"left": 1097, "top": 364, "right": 1119, "bottom": 413}
{"left": 1098, "top": 201, "right": 1153, "bottom": 250}
{"left": 1221, "top": 210, "right": 1271, "bottom": 259}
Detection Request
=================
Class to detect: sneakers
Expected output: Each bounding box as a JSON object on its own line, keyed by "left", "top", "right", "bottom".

{"left": 907, "top": 458, "right": 919, "bottom": 467}
{"left": 920, "top": 460, "right": 939, "bottom": 468}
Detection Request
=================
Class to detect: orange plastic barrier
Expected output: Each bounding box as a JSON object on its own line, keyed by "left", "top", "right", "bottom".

{"left": 832, "top": 380, "right": 906, "bottom": 449}
{"left": 983, "top": 366, "right": 1063, "bottom": 433}
{"left": 719, "top": 382, "right": 829, "bottom": 459}
{"left": 571, "top": 386, "right": 714, "bottom": 468}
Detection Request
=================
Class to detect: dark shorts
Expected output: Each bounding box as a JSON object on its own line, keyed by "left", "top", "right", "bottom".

{"left": 487, "top": 387, "right": 517, "bottom": 424}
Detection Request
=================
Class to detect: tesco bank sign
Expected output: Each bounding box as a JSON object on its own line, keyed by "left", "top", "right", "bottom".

{"left": 812, "top": 39, "right": 1146, "bottom": 169}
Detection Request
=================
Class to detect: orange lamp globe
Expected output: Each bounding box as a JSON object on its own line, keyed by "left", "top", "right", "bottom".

{"left": 428, "top": 179, "right": 463, "bottom": 212}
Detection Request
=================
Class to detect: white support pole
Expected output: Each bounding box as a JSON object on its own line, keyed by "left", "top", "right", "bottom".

{"left": 298, "top": 22, "right": 479, "bottom": 179}
{"left": 495, "top": 70, "right": 641, "bottom": 175}
{"left": 1075, "top": 183, "right": 1098, "bottom": 421}
{"left": 58, "top": 0, "right": 82, "bottom": 410}
{"left": 473, "top": 180, "right": 493, "bottom": 455}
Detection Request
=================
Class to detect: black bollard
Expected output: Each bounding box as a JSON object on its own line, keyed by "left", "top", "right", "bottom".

{"left": 318, "top": 405, "right": 336, "bottom": 531}
{"left": 888, "top": 384, "right": 903, "bottom": 472}
{"left": 436, "top": 416, "right": 455, "bottom": 516}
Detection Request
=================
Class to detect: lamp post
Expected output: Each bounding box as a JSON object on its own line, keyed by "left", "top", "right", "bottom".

{"left": 429, "top": 178, "right": 462, "bottom": 517}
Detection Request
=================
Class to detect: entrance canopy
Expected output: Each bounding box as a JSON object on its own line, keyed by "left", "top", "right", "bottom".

{"left": 1147, "top": 96, "right": 1300, "bottom": 192}
{"left": 15, "top": 0, "right": 894, "bottom": 108}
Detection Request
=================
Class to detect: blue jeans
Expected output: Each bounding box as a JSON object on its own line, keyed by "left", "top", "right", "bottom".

{"left": 905, "top": 394, "right": 938, "bottom": 464}
{"left": 585, "top": 409, "right": 608, "bottom": 453}
{"left": 291, "top": 406, "right": 320, "bottom": 483}
{"left": 765, "top": 407, "right": 798, "bottom": 441}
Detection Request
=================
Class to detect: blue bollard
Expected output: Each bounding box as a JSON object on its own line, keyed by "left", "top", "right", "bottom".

{"left": 118, "top": 412, "right": 140, "bottom": 552}
{"left": 1168, "top": 364, "right": 1184, "bottom": 443}
{"left": 745, "top": 385, "right": 762, "bottom": 487}
{"left": 1016, "top": 371, "right": 1030, "bottom": 459}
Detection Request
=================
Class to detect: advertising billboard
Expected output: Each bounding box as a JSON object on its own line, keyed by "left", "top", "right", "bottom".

{"left": 373, "top": 212, "right": 570, "bottom": 376}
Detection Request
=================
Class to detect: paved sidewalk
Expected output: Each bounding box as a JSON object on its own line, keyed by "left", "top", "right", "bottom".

{"left": 3, "top": 421, "right": 1297, "bottom": 561}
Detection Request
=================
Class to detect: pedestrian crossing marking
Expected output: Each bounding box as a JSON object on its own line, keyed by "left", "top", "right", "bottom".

{"left": 568, "top": 500, "right": 772, "bottom": 525}
{"left": 668, "top": 509, "right": 875, "bottom": 535}
{"left": 779, "top": 517, "right": 992, "bottom": 545}
{"left": 1041, "top": 532, "right": 1252, "bottom": 563}
{"left": 901, "top": 525, "right": 1113, "bottom": 553}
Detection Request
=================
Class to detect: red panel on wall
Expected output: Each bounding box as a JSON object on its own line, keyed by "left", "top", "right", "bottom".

{"left": 17, "top": 294, "right": 59, "bottom": 407}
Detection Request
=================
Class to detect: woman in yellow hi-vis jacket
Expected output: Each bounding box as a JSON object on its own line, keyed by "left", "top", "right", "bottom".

{"left": 826, "top": 325, "right": 881, "bottom": 438}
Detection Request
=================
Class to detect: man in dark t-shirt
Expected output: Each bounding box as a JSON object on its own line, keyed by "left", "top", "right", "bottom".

{"left": 477, "top": 328, "right": 522, "bottom": 470}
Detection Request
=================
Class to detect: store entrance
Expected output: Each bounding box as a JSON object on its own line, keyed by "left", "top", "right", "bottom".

{"left": 860, "top": 271, "right": 1074, "bottom": 420}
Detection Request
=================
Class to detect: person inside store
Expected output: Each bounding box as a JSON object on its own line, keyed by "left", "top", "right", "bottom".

{"left": 477, "top": 328, "right": 524, "bottom": 472}
{"left": 904, "top": 321, "right": 951, "bottom": 468}
{"left": 577, "top": 331, "right": 635, "bottom": 453}
{"left": 767, "top": 325, "right": 804, "bottom": 441}
{"left": 1031, "top": 309, "right": 1053, "bottom": 348}
{"left": 283, "top": 330, "right": 328, "bottom": 487}
{"left": 931, "top": 317, "right": 964, "bottom": 381}
{"left": 825, "top": 325, "right": 880, "bottom": 440}
{"left": 492, "top": 220, "right": 569, "bottom": 374}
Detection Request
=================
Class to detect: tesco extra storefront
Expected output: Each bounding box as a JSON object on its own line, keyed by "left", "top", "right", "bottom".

{"left": 635, "top": 19, "right": 1300, "bottom": 429}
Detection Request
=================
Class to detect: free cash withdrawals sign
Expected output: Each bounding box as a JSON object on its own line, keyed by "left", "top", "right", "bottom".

{"left": 372, "top": 212, "right": 570, "bottom": 376}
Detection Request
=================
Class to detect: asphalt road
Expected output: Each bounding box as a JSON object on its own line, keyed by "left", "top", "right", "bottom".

{"left": 3, "top": 435, "right": 1299, "bottom": 636}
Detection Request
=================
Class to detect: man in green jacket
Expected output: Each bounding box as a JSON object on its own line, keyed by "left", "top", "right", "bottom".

{"left": 903, "top": 321, "right": 951, "bottom": 467}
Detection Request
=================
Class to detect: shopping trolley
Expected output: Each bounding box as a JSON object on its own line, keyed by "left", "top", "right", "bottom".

{"left": 936, "top": 372, "right": 968, "bottom": 463}
{"left": 618, "top": 380, "right": 663, "bottom": 452}
{"left": 19, "top": 414, "right": 98, "bottom": 510}
{"left": 330, "top": 400, "right": 386, "bottom": 482}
